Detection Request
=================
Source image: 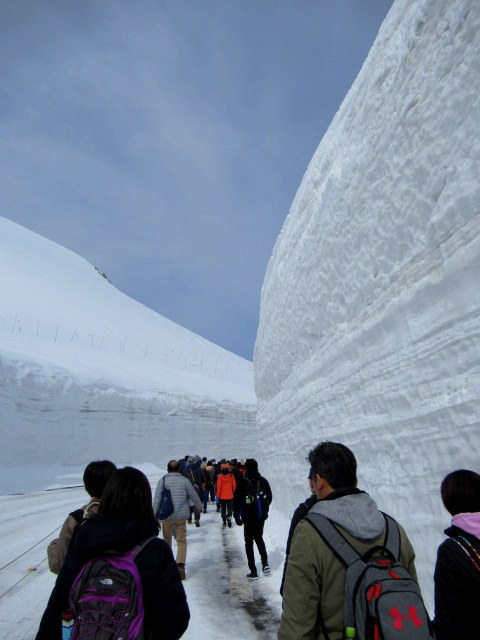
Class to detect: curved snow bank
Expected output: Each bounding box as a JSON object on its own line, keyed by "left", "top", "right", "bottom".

{"left": 0, "top": 217, "right": 255, "bottom": 492}
{"left": 255, "top": 0, "right": 480, "bottom": 607}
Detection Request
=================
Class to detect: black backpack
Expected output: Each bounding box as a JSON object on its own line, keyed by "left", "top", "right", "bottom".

{"left": 242, "top": 478, "right": 270, "bottom": 520}
{"left": 306, "top": 511, "right": 435, "bottom": 640}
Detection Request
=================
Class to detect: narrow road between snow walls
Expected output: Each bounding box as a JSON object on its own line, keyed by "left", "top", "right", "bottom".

{"left": 0, "top": 484, "right": 283, "bottom": 640}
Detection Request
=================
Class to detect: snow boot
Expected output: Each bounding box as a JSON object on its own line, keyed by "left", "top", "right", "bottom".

{"left": 227, "top": 517, "right": 232, "bottom": 528}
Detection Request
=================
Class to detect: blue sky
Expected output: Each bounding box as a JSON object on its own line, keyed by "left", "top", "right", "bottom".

{"left": 0, "top": 0, "right": 394, "bottom": 360}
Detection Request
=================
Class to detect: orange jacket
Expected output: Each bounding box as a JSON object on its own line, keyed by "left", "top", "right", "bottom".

{"left": 216, "top": 473, "right": 236, "bottom": 500}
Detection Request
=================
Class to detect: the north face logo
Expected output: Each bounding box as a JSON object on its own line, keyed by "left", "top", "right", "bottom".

{"left": 389, "top": 606, "right": 424, "bottom": 630}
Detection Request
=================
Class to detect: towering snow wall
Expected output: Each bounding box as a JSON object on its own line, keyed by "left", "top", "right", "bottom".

{"left": 255, "top": 0, "right": 479, "bottom": 606}
{"left": 0, "top": 217, "right": 255, "bottom": 493}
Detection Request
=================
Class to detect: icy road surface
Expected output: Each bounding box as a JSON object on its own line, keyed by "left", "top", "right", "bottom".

{"left": 0, "top": 485, "right": 282, "bottom": 640}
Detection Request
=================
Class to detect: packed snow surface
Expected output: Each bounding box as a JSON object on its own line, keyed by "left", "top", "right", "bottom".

{"left": 255, "top": 0, "right": 480, "bottom": 608}
{"left": 0, "top": 472, "right": 284, "bottom": 640}
{"left": 0, "top": 216, "right": 255, "bottom": 493}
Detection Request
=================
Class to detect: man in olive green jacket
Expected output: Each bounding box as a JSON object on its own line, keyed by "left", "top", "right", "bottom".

{"left": 278, "top": 442, "right": 418, "bottom": 640}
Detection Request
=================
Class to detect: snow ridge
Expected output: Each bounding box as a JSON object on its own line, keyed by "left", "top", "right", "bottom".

{"left": 0, "top": 216, "right": 255, "bottom": 493}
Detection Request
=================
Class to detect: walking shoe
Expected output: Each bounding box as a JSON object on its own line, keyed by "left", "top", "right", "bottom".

{"left": 262, "top": 564, "right": 271, "bottom": 575}
{"left": 227, "top": 517, "right": 232, "bottom": 528}
{"left": 222, "top": 520, "right": 227, "bottom": 528}
{"left": 177, "top": 563, "right": 186, "bottom": 580}
{"left": 187, "top": 519, "right": 192, "bottom": 524}
{"left": 202, "top": 509, "right": 207, "bottom": 514}
{"left": 246, "top": 572, "right": 258, "bottom": 581}
{"left": 195, "top": 519, "right": 200, "bottom": 527}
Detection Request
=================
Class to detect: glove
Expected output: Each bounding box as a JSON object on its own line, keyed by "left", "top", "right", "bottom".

{"left": 235, "top": 517, "right": 243, "bottom": 527}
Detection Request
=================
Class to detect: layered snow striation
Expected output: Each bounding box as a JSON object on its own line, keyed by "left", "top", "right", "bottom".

{"left": 0, "top": 216, "right": 255, "bottom": 493}
{"left": 254, "top": 0, "right": 480, "bottom": 607}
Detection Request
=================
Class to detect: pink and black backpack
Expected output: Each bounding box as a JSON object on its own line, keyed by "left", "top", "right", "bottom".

{"left": 66, "top": 537, "right": 156, "bottom": 640}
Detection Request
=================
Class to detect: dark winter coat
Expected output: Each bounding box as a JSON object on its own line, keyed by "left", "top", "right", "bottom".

{"left": 231, "top": 467, "right": 243, "bottom": 487}
{"left": 233, "top": 472, "right": 272, "bottom": 523}
{"left": 187, "top": 461, "right": 205, "bottom": 491}
{"left": 36, "top": 515, "right": 189, "bottom": 640}
{"left": 203, "top": 466, "right": 214, "bottom": 489}
{"left": 280, "top": 493, "right": 319, "bottom": 595}
{"left": 434, "top": 525, "right": 480, "bottom": 640}
{"left": 178, "top": 459, "right": 190, "bottom": 480}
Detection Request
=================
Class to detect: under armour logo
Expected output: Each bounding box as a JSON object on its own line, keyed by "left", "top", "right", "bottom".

{"left": 389, "top": 606, "right": 423, "bottom": 630}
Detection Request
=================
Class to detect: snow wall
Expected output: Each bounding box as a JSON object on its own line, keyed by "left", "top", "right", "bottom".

{"left": 0, "top": 357, "right": 254, "bottom": 494}
{"left": 254, "top": 0, "right": 480, "bottom": 606}
{"left": 0, "top": 217, "right": 255, "bottom": 494}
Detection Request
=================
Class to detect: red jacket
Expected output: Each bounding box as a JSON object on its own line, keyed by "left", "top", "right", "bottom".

{"left": 216, "top": 473, "right": 236, "bottom": 500}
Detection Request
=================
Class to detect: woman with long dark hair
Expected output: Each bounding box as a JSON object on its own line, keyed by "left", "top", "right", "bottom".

{"left": 36, "top": 466, "right": 189, "bottom": 640}
{"left": 434, "top": 469, "right": 480, "bottom": 640}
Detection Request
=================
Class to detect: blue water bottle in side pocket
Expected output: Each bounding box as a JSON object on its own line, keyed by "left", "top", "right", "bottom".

{"left": 62, "top": 610, "right": 75, "bottom": 639}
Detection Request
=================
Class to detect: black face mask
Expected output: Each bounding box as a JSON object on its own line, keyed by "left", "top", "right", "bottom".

{"left": 221, "top": 469, "right": 229, "bottom": 475}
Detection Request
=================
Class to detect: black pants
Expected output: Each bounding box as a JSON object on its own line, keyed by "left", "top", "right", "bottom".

{"left": 220, "top": 499, "right": 233, "bottom": 522}
{"left": 244, "top": 519, "right": 268, "bottom": 572}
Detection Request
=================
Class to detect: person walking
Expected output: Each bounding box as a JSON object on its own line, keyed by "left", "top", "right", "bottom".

{"left": 213, "top": 460, "right": 222, "bottom": 511}
{"left": 187, "top": 455, "right": 205, "bottom": 526}
{"left": 278, "top": 441, "right": 424, "bottom": 640}
{"left": 216, "top": 462, "right": 236, "bottom": 528}
{"left": 433, "top": 469, "right": 480, "bottom": 640}
{"left": 47, "top": 459, "right": 117, "bottom": 574}
{"left": 153, "top": 460, "right": 202, "bottom": 580}
{"left": 36, "top": 466, "right": 189, "bottom": 640}
{"left": 201, "top": 462, "right": 214, "bottom": 512}
{"left": 233, "top": 458, "right": 272, "bottom": 580}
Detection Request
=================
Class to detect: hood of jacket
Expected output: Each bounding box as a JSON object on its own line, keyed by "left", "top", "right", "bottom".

{"left": 451, "top": 512, "right": 480, "bottom": 539}
{"left": 308, "top": 489, "right": 385, "bottom": 540}
{"left": 72, "top": 515, "right": 158, "bottom": 558}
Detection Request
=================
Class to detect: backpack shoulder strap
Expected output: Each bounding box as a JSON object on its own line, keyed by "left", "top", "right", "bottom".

{"left": 381, "top": 512, "right": 401, "bottom": 561}
{"left": 69, "top": 508, "right": 85, "bottom": 524}
{"left": 305, "top": 512, "right": 361, "bottom": 567}
{"left": 129, "top": 536, "right": 159, "bottom": 561}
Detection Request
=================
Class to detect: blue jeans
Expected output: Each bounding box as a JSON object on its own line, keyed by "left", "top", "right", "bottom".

{"left": 201, "top": 490, "right": 209, "bottom": 511}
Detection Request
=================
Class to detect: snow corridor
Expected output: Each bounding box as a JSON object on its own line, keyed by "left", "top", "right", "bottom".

{"left": 0, "top": 485, "right": 282, "bottom": 640}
